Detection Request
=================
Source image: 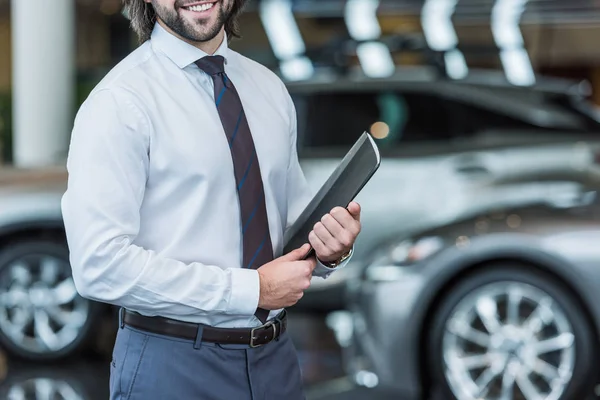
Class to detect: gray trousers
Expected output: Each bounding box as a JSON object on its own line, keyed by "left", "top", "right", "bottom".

{"left": 109, "top": 320, "right": 305, "bottom": 400}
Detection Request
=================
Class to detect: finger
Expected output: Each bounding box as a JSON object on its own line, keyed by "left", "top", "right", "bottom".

{"left": 313, "top": 222, "right": 343, "bottom": 254}
{"left": 330, "top": 207, "right": 362, "bottom": 239}
{"left": 321, "top": 212, "right": 345, "bottom": 238}
{"left": 308, "top": 230, "right": 330, "bottom": 260}
{"left": 347, "top": 202, "right": 361, "bottom": 221}
{"left": 323, "top": 211, "right": 356, "bottom": 249}
{"left": 322, "top": 213, "right": 356, "bottom": 250}
{"left": 303, "top": 257, "right": 317, "bottom": 272}
{"left": 329, "top": 207, "right": 358, "bottom": 231}
{"left": 282, "top": 243, "right": 311, "bottom": 261}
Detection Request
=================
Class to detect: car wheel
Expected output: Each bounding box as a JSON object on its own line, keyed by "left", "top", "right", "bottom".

{"left": 0, "top": 364, "right": 96, "bottom": 400}
{"left": 0, "top": 240, "right": 101, "bottom": 361}
{"left": 427, "top": 265, "right": 596, "bottom": 400}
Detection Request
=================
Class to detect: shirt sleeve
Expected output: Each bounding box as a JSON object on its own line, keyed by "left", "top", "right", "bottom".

{"left": 282, "top": 91, "right": 352, "bottom": 279}
{"left": 61, "top": 88, "right": 259, "bottom": 319}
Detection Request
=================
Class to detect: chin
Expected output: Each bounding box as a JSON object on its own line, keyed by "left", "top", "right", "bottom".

{"left": 188, "top": 14, "right": 220, "bottom": 31}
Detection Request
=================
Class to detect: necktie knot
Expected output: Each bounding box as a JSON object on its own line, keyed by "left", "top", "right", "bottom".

{"left": 196, "top": 55, "right": 225, "bottom": 76}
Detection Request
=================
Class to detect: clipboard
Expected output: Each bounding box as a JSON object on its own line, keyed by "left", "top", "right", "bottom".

{"left": 282, "top": 131, "right": 381, "bottom": 258}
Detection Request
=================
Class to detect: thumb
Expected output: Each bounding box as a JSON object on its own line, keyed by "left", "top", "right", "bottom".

{"left": 281, "top": 243, "right": 311, "bottom": 261}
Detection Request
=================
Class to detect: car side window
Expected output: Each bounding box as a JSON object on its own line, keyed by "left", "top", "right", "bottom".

{"left": 292, "top": 91, "right": 452, "bottom": 155}
{"left": 293, "top": 92, "right": 377, "bottom": 152}
{"left": 443, "top": 100, "right": 565, "bottom": 137}
{"left": 375, "top": 91, "right": 452, "bottom": 145}
{"left": 292, "top": 86, "right": 599, "bottom": 156}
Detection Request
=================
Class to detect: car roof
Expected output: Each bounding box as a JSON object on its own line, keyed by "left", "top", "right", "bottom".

{"left": 0, "top": 167, "right": 67, "bottom": 192}
{"left": 285, "top": 66, "right": 587, "bottom": 95}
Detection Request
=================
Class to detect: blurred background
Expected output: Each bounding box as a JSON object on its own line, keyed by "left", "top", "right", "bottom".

{"left": 3, "top": 0, "right": 600, "bottom": 399}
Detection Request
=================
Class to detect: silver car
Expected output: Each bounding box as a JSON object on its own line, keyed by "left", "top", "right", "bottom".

{"left": 0, "top": 169, "right": 104, "bottom": 361}
{"left": 340, "top": 173, "right": 600, "bottom": 400}
{"left": 1, "top": 70, "right": 600, "bottom": 361}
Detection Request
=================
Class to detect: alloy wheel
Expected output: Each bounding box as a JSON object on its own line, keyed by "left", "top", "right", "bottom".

{"left": 6, "top": 377, "right": 86, "bottom": 400}
{"left": 0, "top": 252, "right": 90, "bottom": 356}
{"left": 442, "top": 281, "right": 576, "bottom": 400}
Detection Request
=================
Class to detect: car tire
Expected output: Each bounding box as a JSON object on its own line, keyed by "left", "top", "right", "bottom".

{"left": 0, "top": 239, "right": 102, "bottom": 362}
{"left": 0, "top": 362, "right": 97, "bottom": 400}
{"left": 426, "top": 264, "right": 597, "bottom": 400}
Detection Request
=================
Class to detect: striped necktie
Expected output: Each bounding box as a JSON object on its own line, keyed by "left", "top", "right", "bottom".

{"left": 196, "top": 55, "right": 272, "bottom": 323}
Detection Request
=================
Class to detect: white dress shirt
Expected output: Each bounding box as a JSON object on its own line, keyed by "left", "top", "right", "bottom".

{"left": 61, "top": 23, "right": 350, "bottom": 328}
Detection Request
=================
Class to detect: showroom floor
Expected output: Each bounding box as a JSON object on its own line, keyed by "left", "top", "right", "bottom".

{"left": 0, "top": 311, "right": 401, "bottom": 400}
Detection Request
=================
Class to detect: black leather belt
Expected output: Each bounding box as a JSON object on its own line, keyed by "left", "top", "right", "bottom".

{"left": 121, "top": 309, "right": 287, "bottom": 348}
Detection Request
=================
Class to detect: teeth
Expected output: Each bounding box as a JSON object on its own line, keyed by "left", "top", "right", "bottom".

{"left": 188, "top": 3, "right": 214, "bottom": 12}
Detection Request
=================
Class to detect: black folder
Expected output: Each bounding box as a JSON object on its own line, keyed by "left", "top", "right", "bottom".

{"left": 283, "top": 131, "right": 381, "bottom": 258}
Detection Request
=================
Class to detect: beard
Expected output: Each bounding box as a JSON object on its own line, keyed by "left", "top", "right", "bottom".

{"left": 152, "top": 0, "right": 231, "bottom": 43}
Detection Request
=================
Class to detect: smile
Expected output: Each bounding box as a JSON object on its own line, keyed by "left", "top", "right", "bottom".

{"left": 182, "top": 2, "right": 216, "bottom": 13}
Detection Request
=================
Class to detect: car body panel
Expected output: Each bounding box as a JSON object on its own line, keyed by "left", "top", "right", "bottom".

{"left": 302, "top": 140, "right": 600, "bottom": 293}
{"left": 345, "top": 189, "right": 600, "bottom": 398}
{"left": 0, "top": 169, "right": 66, "bottom": 233}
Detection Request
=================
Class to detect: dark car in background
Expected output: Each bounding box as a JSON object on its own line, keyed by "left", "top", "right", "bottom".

{"left": 292, "top": 68, "right": 600, "bottom": 310}
{"left": 340, "top": 173, "right": 600, "bottom": 400}
{"left": 1, "top": 69, "right": 600, "bottom": 362}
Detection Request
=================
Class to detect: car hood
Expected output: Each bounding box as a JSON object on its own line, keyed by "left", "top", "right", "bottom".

{"left": 0, "top": 166, "right": 67, "bottom": 190}
{"left": 0, "top": 167, "right": 67, "bottom": 227}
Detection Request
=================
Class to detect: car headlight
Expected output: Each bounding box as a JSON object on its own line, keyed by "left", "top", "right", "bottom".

{"left": 365, "top": 236, "right": 445, "bottom": 282}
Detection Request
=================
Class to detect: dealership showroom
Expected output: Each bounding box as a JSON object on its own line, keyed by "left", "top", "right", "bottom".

{"left": 3, "top": 0, "right": 600, "bottom": 399}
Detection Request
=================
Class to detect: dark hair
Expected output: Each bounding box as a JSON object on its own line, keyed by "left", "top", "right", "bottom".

{"left": 122, "top": 0, "right": 248, "bottom": 43}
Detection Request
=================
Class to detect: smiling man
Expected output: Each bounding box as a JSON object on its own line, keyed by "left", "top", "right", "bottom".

{"left": 61, "top": 0, "right": 361, "bottom": 399}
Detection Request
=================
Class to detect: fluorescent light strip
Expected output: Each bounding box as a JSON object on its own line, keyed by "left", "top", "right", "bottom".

{"left": 344, "top": 0, "right": 395, "bottom": 78}
{"left": 344, "top": 0, "right": 381, "bottom": 41}
{"left": 491, "top": 0, "right": 535, "bottom": 86}
{"left": 421, "top": 0, "right": 459, "bottom": 50}
{"left": 444, "top": 49, "right": 468, "bottom": 80}
{"left": 491, "top": 0, "right": 527, "bottom": 48}
{"left": 421, "top": 0, "right": 468, "bottom": 79}
{"left": 500, "top": 49, "right": 536, "bottom": 86}
{"left": 280, "top": 57, "right": 314, "bottom": 82}
{"left": 259, "top": 0, "right": 305, "bottom": 59}
{"left": 356, "top": 42, "right": 396, "bottom": 78}
{"left": 258, "top": 0, "right": 313, "bottom": 81}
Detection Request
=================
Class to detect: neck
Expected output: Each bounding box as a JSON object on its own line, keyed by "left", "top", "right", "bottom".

{"left": 157, "top": 20, "right": 225, "bottom": 55}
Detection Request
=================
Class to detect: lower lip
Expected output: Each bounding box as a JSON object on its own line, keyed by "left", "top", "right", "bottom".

{"left": 181, "top": 3, "right": 217, "bottom": 17}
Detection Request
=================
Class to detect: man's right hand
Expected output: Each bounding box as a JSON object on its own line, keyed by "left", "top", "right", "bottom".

{"left": 257, "top": 243, "right": 317, "bottom": 310}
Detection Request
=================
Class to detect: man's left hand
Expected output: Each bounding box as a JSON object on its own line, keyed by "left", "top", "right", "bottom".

{"left": 308, "top": 201, "right": 361, "bottom": 263}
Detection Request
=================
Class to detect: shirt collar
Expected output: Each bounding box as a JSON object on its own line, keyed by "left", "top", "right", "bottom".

{"left": 150, "top": 22, "right": 229, "bottom": 69}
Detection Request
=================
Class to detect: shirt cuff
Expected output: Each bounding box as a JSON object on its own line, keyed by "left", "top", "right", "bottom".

{"left": 312, "top": 246, "right": 354, "bottom": 279}
{"left": 227, "top": 268, "right": 260, "bottom": 315}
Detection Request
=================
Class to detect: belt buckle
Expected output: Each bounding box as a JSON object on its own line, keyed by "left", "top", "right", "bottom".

{"left": 250, "top": 320, "right": 278, "bottom": 348}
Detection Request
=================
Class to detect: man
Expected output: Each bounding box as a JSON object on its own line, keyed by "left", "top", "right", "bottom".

{"left": 61, "top": 0, "right": 361, "bottom": 399}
